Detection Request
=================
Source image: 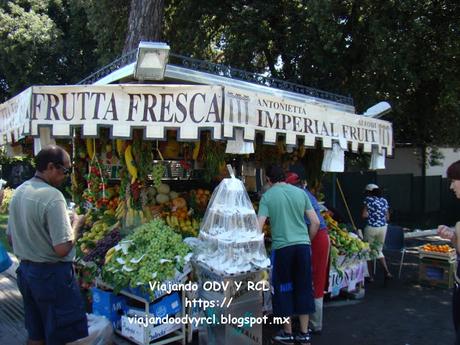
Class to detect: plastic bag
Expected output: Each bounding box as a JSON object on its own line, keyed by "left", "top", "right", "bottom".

{"left": 66, "top": 314, "right": 113, "bottom": 345}
{"left": 0, "top": 242, "right": 12, "bottom": 273}
{"left": 197, "top": 177, "right": 270, "bottom": 273}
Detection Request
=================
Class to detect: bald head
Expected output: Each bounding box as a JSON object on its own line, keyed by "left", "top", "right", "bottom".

{"left": 35, "top": 145, "right": 70, "bottom": 172}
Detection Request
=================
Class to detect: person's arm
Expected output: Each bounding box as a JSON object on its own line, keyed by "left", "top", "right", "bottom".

{"left": 258, "top": 216, "right": 267, "bottom": 232}
{"left": 46, "top": 197, "right": 85, "bottom": 257}
{"left": 6, "top": 217, "right": 13, "bottom": 247}
{"left": 362, "top": 206, "right": 369, "bottom": 219}
{"left": 257, "top": 195, "right": 269, "bottom": 234}
{"left": 437, "top": 224, "right": 460, "bottom": 253}
{"left": 53, "top": 214, "right": 85, "bottom": 257}
{"left": 306, "top": 209, "right": 320, "bottom": 240}
{"left": 53, "top": 241, "right": 73, "bottom": 257}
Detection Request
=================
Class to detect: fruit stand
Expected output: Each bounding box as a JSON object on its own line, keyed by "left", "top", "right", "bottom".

{"left": 323, "top": 209, "right": 375, "bottom": 297}
{"left": 0, "top": 44, "right": 394, "bottom": 343}
{"left": 418, "top": 244, "right": 456, "bottom": 289}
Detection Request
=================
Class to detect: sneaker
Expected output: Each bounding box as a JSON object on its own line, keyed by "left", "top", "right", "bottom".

{"left": 272, "top": 330, "right": 295, "bottom": 344}
{"left": 295, "top": 331, "right": 312, "bottom": 345}
{"left": 308, "top": 327, "right": 322, "bottom": 335}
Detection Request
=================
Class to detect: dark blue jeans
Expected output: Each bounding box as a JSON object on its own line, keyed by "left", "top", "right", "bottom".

{"left": 16, "top": 261, "right": 88, "bottom": 345}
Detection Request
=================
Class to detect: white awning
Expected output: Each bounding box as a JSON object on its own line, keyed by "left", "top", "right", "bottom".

{"left": 0, "top": 83, "right": 393, "bottom": 156}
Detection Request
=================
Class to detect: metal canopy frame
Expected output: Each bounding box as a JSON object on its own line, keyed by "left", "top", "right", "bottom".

{"left": 77, "top": 49, "right": 354, "bottom": 111}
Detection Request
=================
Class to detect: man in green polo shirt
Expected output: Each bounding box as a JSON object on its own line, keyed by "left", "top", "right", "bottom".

{"left": 258, "top": 165, "right": 319, "bottom": 345}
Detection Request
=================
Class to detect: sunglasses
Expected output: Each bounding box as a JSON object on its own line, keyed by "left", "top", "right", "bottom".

{"left": 55, "top": 163, "right": 72, "bottom": 175}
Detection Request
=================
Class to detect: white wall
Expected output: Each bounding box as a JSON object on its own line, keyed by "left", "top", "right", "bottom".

{"left": 378, "top": 147, "right": 422, "bottom": 176}
{"left": 378, "top": 147, "right": 460, "bottom": 177}
{"left": 426, "top": 148, "right": 460, "bottom": 177}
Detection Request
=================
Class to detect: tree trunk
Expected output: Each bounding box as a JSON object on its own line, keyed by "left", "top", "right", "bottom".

{"left": 123, "top": 0, "right": 164, "bottom": 54}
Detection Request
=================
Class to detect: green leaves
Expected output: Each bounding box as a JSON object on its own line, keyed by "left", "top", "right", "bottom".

{"left": 0, "top": 0, "right": 98, "bottom": 101}
{"left": 164, "top": 0, "right": 460, "bottom": 148}
{"left": 0, "top": 0, "right": 458, "bottom": 149}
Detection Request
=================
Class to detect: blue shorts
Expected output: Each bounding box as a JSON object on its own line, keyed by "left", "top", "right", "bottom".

{"left": 16, "top": 261, "right": 88, "bottom": 345}
{"left": 271, "top": 244, "right": 315, "bottom": 317}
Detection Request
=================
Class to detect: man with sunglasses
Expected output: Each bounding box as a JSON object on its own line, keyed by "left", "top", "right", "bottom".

{"left": 7, "top": 145, "right": 87, "bottom": 345}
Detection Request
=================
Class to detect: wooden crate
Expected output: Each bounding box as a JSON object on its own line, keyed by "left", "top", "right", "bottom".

{"left": 419, "top": 258, "right": 455, "bottom": 289}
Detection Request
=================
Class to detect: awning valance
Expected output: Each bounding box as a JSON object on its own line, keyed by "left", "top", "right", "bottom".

{"left": 0, "top": 87, "right": 31, "bottom": 144}
{"left": 0, "top": 84, "right": 393, "bottom": 156}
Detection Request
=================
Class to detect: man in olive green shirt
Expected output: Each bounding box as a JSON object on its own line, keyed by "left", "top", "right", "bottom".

{"left": 7, "top": 145, "right": 87, "bottom": 345}
{"left": 258, "top": 165, "right": 319, "bottom": 345}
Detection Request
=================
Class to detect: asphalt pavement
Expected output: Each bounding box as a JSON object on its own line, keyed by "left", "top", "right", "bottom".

{"left": 263, "top": 236, "right": 456, "bottom": 345}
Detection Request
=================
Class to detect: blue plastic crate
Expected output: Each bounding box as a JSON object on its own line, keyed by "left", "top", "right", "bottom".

{"left": 91, "top": 287, "right": 126, "bottom": 329}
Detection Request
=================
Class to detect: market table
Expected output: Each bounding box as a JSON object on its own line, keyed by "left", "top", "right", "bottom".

{"left": 404, "top": 229, "right": 437, "bottom": 239}
{"left": 328, "top": 255, "right": 367, "bottom": 298}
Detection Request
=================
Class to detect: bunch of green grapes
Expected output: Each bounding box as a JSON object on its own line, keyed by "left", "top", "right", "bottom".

{"left": 102, "top": 219, "right": 191, "bottom": 292}
{"left": 152, "top": 163, "right": 166, "bottom": 188}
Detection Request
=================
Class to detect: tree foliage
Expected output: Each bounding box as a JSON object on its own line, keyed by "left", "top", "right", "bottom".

{"left": 0, "top": 0, "right": 98, "bottom": 101}
{"left": 0, "top": 0, "right": 459, "bottom": 150}
{"left": 164, "top": 0, "right": 460, "bottom": 147}
{"left": 84, "top": 0, "right": 128, "bottom": 65}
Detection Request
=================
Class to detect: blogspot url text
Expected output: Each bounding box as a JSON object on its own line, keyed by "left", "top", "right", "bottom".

{"left": 128, "top": 314, "right": 289, "bottom": 328}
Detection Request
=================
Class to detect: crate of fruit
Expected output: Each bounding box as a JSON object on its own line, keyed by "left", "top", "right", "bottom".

{"left": 419, "top": 244, "right": 457, "bottom": 262}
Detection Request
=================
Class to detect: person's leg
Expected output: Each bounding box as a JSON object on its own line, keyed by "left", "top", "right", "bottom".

{"left": 283, "top": 317, "right": 293, "bottom": 334}
{"left": 379, "top": 257, "right": 392, "bottom": 277}
{"left": 292, "top": 245, "right": 315, "bottom": 344}
{"left": 452, "top": 284, "right": 460, "bottom": 345}
{"left": 271, "top": 247, "right": 295, "bottom": 343}
{"left": 366, "top": 260, "right": 375, "bottom": 281}
{"left": 310, "top": 298, "right": 323, "bottom": 333}
{"left": 377, "top": 225, "right": 392, "bottom": 277}
{"left": 296, "top": 314, "right": 312, "bottom": 344}
{"left": 298, "top": 314, "right": 309, "bottom": 334}
{"left": 363, "top": 226, "right": 376, "bottom": 280}
{"left": 309, "top": 229, "right": 330, "bottom": 332}
{"left": 16, "top": 263, "right": 46, "bottom": 344}
{"left": 48, "top": 263, "right": 88, "bottom": 344}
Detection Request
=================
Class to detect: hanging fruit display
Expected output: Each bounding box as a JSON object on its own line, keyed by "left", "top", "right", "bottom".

{"left": 202, "top": 132, "right": 226, "bottom": 183}
{"left": 72, "top": 130, "right": 90, "bottom": 210}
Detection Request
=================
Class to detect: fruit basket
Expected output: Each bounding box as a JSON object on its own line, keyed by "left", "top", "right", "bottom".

{"left": 418, "top": 244, "right": 457, "bottom": 262}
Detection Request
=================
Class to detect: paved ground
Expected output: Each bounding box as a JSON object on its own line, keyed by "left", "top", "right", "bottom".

{"left": 0, "top": 236, "right": 456, "bottom": 345}
{"left": 263, "top": 236, "right": 456, "bottom": 345}
{"left": 0, "top": 258, "right": 27, "bottom": 344}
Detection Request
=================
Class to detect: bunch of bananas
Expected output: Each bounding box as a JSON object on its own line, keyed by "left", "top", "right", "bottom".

{"left": 124, "top": 207, "right": 147, "bottom": 228}
{"left": 105, "top": 247, "right": 116, "bottom": 264}
{"left": 165, "top": 215, "right": 200, "bottom": 237}
{"left": 323, "top": 211, "right": 369, "bottom": 256}
{"left": 86, "top": 138, "right": 96, "bottom": 160}
{"left": 115, "top": 200, "right": 126, "bottom": 220}
{"left": 328, "top": 227, "right": 369, "bottom": 256}
{"left": 124, "top": 145, "right": 138, "bottom": 183}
